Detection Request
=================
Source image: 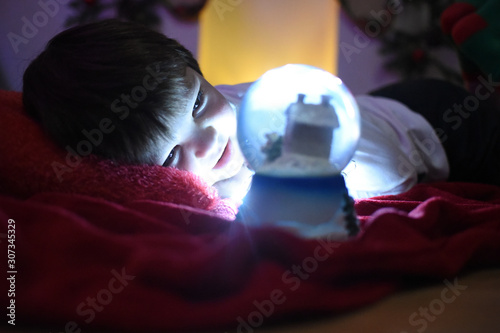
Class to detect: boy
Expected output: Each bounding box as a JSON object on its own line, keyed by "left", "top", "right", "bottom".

{"left": 23, "top": 19, "right": 500, "bottom": 201}
{"left": 22, "top": 19, "right": 253, "bottom": 200}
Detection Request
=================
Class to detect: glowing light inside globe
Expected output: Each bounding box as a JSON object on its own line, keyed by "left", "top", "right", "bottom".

{"left": 237, "top": 64, "right": 361, "bottom": 177}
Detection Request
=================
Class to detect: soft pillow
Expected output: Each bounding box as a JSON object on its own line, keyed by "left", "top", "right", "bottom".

{"left": 0, "top": 90, "right": 236, "bottom": 219}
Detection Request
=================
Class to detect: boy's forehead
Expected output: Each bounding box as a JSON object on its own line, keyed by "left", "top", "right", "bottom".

{"left": 184, "top": 67, "right": 199, "bottom": 89}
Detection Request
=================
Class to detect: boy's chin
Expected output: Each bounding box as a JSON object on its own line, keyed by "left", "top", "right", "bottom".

{"left": 213, "top": 164, "right": 254, "bottom": 203}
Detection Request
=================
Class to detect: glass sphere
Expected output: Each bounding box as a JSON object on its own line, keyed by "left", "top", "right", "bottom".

{"left": 237, "top": 64, "right": 361, "bottom": 177}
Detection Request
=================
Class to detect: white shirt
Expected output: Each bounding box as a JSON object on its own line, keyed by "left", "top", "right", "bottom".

{"left": 217, "top": 84, "right": 450, "bottom": 199}
{"left": 344, "top": 95, "right": 449, "bottom": 198}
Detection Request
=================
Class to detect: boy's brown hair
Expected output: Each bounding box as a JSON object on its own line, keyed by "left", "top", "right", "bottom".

{"left": 23, "top": 19, "right": 202, "bottom": 164}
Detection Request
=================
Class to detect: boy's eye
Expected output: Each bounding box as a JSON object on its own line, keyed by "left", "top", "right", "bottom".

{"left": 163, "top": 145, "right": 180, "bottom": 167}
{"left": 192, "top": 88, "right": 204, "bottom": 118}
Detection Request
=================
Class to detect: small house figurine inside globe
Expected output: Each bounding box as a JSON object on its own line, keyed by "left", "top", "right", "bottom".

{"left": 283, "top": 94, "right": 339, "bottom": 159}
{"left": 237, "top": 64, "right": 361, "bottom": 239}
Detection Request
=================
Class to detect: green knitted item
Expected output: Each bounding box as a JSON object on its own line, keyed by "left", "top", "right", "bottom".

{"left": 441, "top": 0, "right": 500, "bottom": 91}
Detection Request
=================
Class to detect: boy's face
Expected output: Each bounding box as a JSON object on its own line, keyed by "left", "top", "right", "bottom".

{"left": 156, "top": 67, "right": 252, "bottom": 199}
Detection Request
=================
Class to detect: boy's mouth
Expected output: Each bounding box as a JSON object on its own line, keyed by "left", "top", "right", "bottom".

{"left": 213, "top": 139, "right": 232, "bottom": 170}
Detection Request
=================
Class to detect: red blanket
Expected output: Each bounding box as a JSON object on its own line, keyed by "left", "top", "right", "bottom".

{"left": 1, "top": 89, "right": 500, "bottom": 331}
{"left": 2, "top": 183, "right": 500, "bottom": 331}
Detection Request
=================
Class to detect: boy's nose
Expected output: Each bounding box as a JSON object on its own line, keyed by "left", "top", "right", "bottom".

{"left": 194, "top": 126, "right": 218, "bottom": 158}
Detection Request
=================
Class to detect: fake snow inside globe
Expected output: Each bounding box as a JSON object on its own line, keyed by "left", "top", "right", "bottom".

{"left": 237, "top": 64, "right": 361, "bottom": 239}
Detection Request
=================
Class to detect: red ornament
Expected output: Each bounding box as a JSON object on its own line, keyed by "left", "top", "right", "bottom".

{"left": 165, "top": 0, "right": 208, "bottom": 21}
{"left": 411, "top": 49, "right": 426, "bottom": 63}
{"left": 84, "top": 0, "right": 96, "bottom": 6}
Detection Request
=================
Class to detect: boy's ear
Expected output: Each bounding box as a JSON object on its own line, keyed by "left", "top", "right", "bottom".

{"left": 0, "top": 90, "right": 236, "bottom": 220}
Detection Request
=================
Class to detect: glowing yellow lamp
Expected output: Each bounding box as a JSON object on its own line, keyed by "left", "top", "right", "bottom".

{"left": 198, "top": 0, "right": 339, "bottom": 86}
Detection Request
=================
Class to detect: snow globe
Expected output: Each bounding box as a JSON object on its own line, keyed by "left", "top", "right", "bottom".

{"left": 237, "top": 64, "right": 361, "bottom": 239}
